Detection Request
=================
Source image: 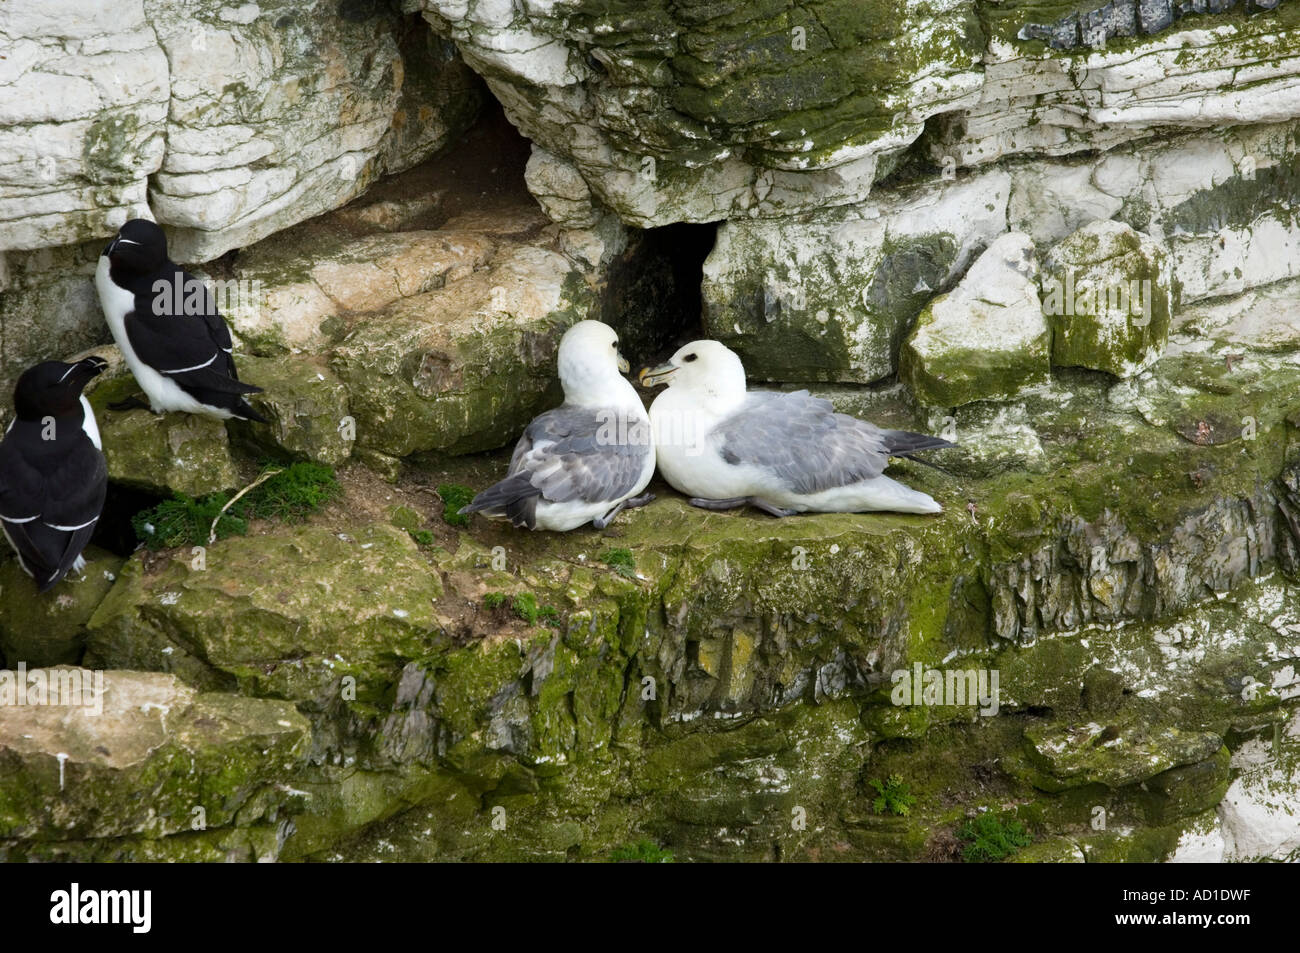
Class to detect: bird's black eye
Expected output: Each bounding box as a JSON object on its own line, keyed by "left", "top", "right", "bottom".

{"left": 612, "top": 341, "right": 618, "bottom": 348}
{"left": 683, "top": 353, "right": 698, "bottom": 363}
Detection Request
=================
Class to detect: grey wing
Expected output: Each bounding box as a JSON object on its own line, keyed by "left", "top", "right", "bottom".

{"left": 514, "top": 405, "right": 651, "bottom": 503}
{"left": 711, "top": 390, "right": 891, "bottom": 494}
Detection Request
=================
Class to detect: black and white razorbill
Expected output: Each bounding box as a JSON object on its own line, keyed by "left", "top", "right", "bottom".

{"left": 0, "top": 357, "right": 109, "bottom": 591}
{"left": 94, "top": 218, "right": 267, "bottom": 422}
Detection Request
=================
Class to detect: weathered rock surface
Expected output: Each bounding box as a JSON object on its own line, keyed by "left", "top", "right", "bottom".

{"left": 62, "top": 313, "right": 1300, "bottom": 859}
{"left": 1042, "top": 220, "right": 1172, "bottom": 377}
{"left": 0, "top": 547, "right": 123, "bottom": 667}
{"left": 85, "top": 523, "right": 443, "bottom": 700}
{"left": 0, "top": 0, "right": 481, "bottom": 258}
{"left": 1218, "top": 710, "right": 1300, "bottom": 861}
{"left": 0, "top": 0, "right": 168, "bottom": 251}
{"left": 702, "top": 171, "right": 1009, "bottom": 383}
{"left": 413, "top": 1, "right": 1300, "bottom": 228}
{"left": 331, "top": 242, "right": 595, "bottom": 458}
{"left": 0, "top": 244, "right": 107, "bottom": 405}
{"left": 901, "top": 232, "right": 1049, "bottom": 406}
{"left": 87, "top": 376, "right": 241, "bottom": 497}
{"left": 0, "top": 669, "right": 310, "bottom": 861}
{"left": 1009, "top": 120, "right": 1300, "bottom": 304}
{"left": 231, "top": 355, "right": 354, "bottom": 466}
{"left": 420, "top": 0, "right": 983, "bottom": 226}
{"left": 941, "top": 3, "right": 1300, "bottom": 170}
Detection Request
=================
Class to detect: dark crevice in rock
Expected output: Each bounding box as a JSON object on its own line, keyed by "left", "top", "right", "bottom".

{"left": 597, "top": 221, "right": 717, "bottom": 367}
{"left": 91, "top": 484, "right": 164, "bottom": 558}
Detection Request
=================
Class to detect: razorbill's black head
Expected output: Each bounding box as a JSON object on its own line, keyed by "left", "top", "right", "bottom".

{"left": 13, "top": 356, "right": 108, "bottom": 421}
{"left": 103, "top": 218, "right": 167, "bottom": 277}
{"left": 0, "top": 357, "right": 109, "bottom": 592}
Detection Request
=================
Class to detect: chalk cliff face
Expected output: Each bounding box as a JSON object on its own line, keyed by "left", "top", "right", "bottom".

{"left": 419, "top": 0, "right": 1300, "bottom": 224}
{"left": 1, "top": 0, "right": 1300, "bottom": 862}
{"left": 0, "top": 0, "right": 482, "bottom": 389}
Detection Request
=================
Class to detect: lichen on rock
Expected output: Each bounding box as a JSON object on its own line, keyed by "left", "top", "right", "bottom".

{"left": 1042, "top": 220, "right": 1172, "bottom": 377}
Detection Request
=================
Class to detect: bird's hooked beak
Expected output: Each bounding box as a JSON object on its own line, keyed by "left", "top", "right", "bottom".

{"left": 64, "top": 356, "right": 108, "bottom": 387}
{"left": 638, "top": 361, "right": 677, "bottom": 388}
{"left": 617, "top": 352, "right": 631, "bottom": 374}
{"left": 101, "top": 234, "right": 140, "bottom": 257}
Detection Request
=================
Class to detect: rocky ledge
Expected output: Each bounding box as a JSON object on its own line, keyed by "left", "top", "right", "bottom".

{"left": 3, "top": 278, "right": 1300, "bottom": 859}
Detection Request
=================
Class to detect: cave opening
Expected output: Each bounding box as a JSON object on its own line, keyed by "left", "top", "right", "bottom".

{"left": 91, "top": 483, "right": 163, "bottom": 558}
{"left": 600, "top": 220, "right": 718, "bottom": 370}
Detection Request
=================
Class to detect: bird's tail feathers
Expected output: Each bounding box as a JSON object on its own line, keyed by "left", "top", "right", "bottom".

{"left": 233, "top": 398, "right": 269, "bottom": 424}
{"left": 892, "top": 452, "right": 950, "bottom": 473}
{"left": 881, "top": 429, "right": 956, "bottom": 455}
{"left": 460, "top": 473, "right": 542, "bottom": 528}
{"left": 170, "top": 367, "right": 264, "bottom": 396}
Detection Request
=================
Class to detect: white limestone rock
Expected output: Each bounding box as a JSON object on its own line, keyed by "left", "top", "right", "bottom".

{"left": 418, "top": 0, "right": 984, "bottom": 227}
{"left": 934, "top": 14, "right": 1300, "bottom": 171}
{"left": 0, "top": 0, "right": 168, "bottom": 251}
{"left": 147, "top": 0, "right": 481, "bottom": 261}
{"left": 901, "top": 232, "right": 1050, "bottom": 407}
{"left": 701, "top": 170, "right": 1010, "bottom": 384}
{"left": 229, "top": 227, "right": 495, "bottom": 353}
{"left": 1218, "top": 713, "right": 1300, "bottom": 862}
{"left": 1010, "top": 120, "right": 1300, "bottom": 304}
{"left": 0, "top": 0, "right": 479, "bottom": 260}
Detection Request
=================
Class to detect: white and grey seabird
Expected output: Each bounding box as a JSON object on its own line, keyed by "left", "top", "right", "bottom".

{"left": 461, "top": 320, "right": 656, "bottom": 531}
{"left": 95, "top": 218, "right": 267, "bottom": 422}
{"left": 640, "top": 340, "right": 952, "bottom": 517}
{"left": 0, "top": 357, "right": 109, "bottom": 591}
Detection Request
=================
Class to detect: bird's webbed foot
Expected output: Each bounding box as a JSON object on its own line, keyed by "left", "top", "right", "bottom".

{"left": 688, "top": 496, "right": 797, "bottom": 517}
{"left": 688, "top": 496, "right": 750, "bottom": 511}
{"left": 593, "top": 492, "right": 658, "bottom": 529}
{"left": 747, "top": 498, "right": 798, "bottom": 518}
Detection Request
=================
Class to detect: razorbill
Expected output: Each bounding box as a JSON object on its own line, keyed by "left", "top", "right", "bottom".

{"left": 95, "top": 218, "right": 267, "bottom": 422}
{"left": 460, "top": 320, "right": 656, "bottom": 531}
{"left": 640, "top": 340, "right": 953, "bottom": 516}
{"left": 0, "top": 357, "right": 109, "bottom": 591}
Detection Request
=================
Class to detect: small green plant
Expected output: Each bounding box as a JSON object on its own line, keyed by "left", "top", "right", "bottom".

{"left": 438, "top": 483, "right": 476, "bottom": 528}
{"left": 240, "top": 462, "right": 341, "bottom": 522}
{"left": 600, "top": 547, "right": 637, "bottom": 578}
{"left": 483, "top": 591, "right": 560, "bottom": 627}
{"left": 132, "top": 493, "right": 246, "bottom": 549}
{"left": 389, "top": 504, "right": 434, "bottom": 546}
{"left": 869, "top": 775, "right": 917, "bottom": 817}
{"left": 957, "top": 813, "right": 1032, "bottom": 863}
{"left": 512, "top": 592, "right": 542, "bottom": 623}
{"left": 608, "top": 839, "right": 674, "bottom": 863}
{"left": 510, "top": 592, "right": 560, "bottom": 626}
{"left": 133, "top": 462, "right": 341, "bottom": 549}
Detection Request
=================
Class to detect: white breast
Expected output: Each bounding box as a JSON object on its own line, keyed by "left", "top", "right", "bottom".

{"left": 80, "top": 396, "right": 101, "bottom": 450}
{"left": 649, "top": 389, "right": 741, "bottom": 499}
